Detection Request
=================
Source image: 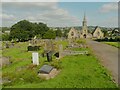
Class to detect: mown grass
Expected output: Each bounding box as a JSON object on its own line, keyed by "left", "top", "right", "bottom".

{"left": 2, "top": 40, "right": 117, "bottom": 88}
{"left": 103, "top": 42, "right": 120, "bottom": 48}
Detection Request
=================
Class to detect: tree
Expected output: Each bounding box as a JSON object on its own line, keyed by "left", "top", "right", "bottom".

{"left": 102, "top": 30, "right": 109, "bottom": 37}
{"left": 2, "top": 33, "right": 10, "bottom": 41}
{"left": 63, "top": 29, "right": 69, "bottom": 38}
{"left": 2, "top": 27, "right": 10, "bottom": 33}
{"left": 55, "top": 29, "right": 62, "bottom": 37}
{"left": 10, "top": 20, "right": 49, "bottom": 42}
{"left": 43, "top": 29, "right": 56, "bottom": 39}
{"left": 10, "top": 20, "right": 32, "bottom": 41}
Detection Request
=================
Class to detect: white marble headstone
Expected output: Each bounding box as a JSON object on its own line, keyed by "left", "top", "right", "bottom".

{"left": 32, "top": 52, "right": 39, "bottom": 65}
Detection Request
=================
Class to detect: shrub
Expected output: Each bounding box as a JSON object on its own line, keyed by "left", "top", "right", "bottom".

{"left": 115, "top": 36, "right": 120, "bottom": 42}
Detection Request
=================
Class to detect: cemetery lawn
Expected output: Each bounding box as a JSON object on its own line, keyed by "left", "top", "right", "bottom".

{"left": 103, "top": 42, "right": 120, "bottom": 48}
{"left": 2, "top": 41, "right": 117, "bottom": 88}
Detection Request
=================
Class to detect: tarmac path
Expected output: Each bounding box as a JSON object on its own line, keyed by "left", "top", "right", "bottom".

{"left": 86, "top": 39, "right": 119, "bottom": 85}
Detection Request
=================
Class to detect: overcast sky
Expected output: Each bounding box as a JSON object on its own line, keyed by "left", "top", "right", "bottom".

{"left": 1, "top": 0, "right": 118, "bottom": 27}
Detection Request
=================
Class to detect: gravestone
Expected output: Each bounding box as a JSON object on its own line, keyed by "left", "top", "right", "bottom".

{"left": 45, "top": 39, "right": 53, "bottom": 52}
{"left": 29, "top": 40, "right": 32, "bottom": 46}
{"left": 46, "top": 51, "right": 52, "bottom": 62}
{"left": 38, "top": 65, "right": 53, "bottom": 74}
{"left": 54, "top": 52, "right": 59, "bottom": 58}
{"left": 28, "top": 46, "right": 40, "bottom": 51}
{"left": 59, "top": 44, "right": 63, "bottom": 58}
{"left": 11, "top": 43, "right": 14, "bottom": 46}
{"left": 32, "top": 52, "right": 39, "bottom": 65}
{"left": 5, "top": 42, "right": 9, "bottom": 48}
{"left": 0, "top": 57, "right": 10, "bottom": 67}
{"left": 44, "top": 40, "right": 47, "bottom": 51}
{"left": 28, "top": 39, "right": 40, "bottom": 51}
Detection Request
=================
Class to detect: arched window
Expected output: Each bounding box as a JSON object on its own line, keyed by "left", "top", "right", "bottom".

{"left": 71, "top": 32, "right": 74, "bottom": 36}
{"left": 97, "top": 31, "right": 100, "bottom": 36}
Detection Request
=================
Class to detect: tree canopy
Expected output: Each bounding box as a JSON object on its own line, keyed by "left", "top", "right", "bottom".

{"left": 55, "top": 29, "right": 62, "bottom": 37}
{"left": 10, "top": 20, "right": 49, "bottom": 41}
{"left": 43, "top": 29, "right": 56, "bottom": 39}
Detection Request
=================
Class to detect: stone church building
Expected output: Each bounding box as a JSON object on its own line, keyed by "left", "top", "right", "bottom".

{"left": 92, "top": 26, "right": 104, "bottom": 39}
{"left": 68, "top": 13, "right": 104, "bottom": 39}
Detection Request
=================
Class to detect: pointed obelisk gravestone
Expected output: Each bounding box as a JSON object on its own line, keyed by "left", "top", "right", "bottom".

{"left": 59, "top": 44, "right": 63, "bottom": 59}
{"left": 32, "top": 52, "right": 39, "bottom": 65}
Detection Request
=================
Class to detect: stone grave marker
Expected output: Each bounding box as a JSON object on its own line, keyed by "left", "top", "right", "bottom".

{"left": 45, "top": 39, "right": 53, "bottom": 52}
{"left": 38, "top": 65, "right": 59, "bottom": 80}
{"left": 11, "top": 43, "right": 14, "bottom": 46}
{"left": 38, "top": 65, "right": 53, "bottom": 74}
{"left": 44, "top": 40, "right": 47, "bottom": 51}
{"left": 32, "top": 52, "right": 39, "bottom": 65}
{"left": 46, "top": 51, "right": 52, "bottom": 62}
{"left": 59, "top": 44, "right": 63, "bottom": 58}
{"left": 29, "top": 40, "right": 32, "bottom": 46}
{"left": 5, "top": 42, "right": 9, "bottom": 48}
{"left": 0, "top": 57, "right": 10, "bottom": 67}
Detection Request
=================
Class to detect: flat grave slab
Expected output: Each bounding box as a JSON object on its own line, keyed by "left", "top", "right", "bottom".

{"left": 39, "top": 65, "right": 54, "bottom": 74}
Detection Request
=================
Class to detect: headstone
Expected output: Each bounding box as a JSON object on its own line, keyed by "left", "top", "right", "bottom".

{"left": 5, "top": 42, "right": 9, "bottom": 48}
{"left": 29, "top": 40, "right": 32, "bottom": 46}
{"left": 38, "top": 65, "right": 53, "bottom": 74}
{"left": 44, "top": 41, "right": 47, "bottom": 51}
{"left": 59, "top": 44, "right": 63, "bottom": 58}
{"left": 0, "top": 57, "right": 10, "bottom": 67}
{"left": 54, "top": 52, "right": 59, "bottom": 58}
{"left": 32, "top": 52, "right": 39, "bottom": 65}
{"left": 11, "top": 43, "right": 14, "bottom": 46}
{"left": 45, "top": 39, "right": 53, "bottom": 52}
{"left": 46, "top": 51, "right": 52, "bottom": 62}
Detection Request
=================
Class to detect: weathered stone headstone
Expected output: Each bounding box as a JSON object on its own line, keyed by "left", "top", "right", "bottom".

{"left": 44, "top": 39, "right": 53, "bottom": 52}
{"left": 46, "top": 51, "right": 52, "bottom": 62}
{"left": 29, "top": 40, "right": 32, "bottom": 46}
{"left": 59, "top": 44, "right": 63, "bottom": 58}
{"left": 11, "top": 43, "right": 14, "bottom": 46}
{"left": 38, "top": 65, "right": 53, "bottom": 74}
{"left": 44, "top": 41, "right": 47, "bottom": 51}
{"left": 38, "top": 65, "right": 59, "bottom": 80}
{"left": 5, "top": 42, "right": 9, "bottom": 48}
{"left": 0, "top": 57, "right": 10, "bottom": 67}
{"left": 32, "top": 52, "right": 39, "bottom": 65}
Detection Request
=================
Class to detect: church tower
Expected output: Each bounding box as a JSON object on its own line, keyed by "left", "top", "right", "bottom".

{"left": 82, "top": 13, "right": 88, "bottom": 38}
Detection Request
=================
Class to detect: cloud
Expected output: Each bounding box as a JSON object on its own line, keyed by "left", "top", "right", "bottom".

{"left": 25, "top": 3, "right": 80, "bottom": 27}
{"left": 1, "top": 13, "right": 16, "bottom": 20}
{"left": 96, "top": 16, "right": 118, "bottom": 27}
{"left": 2, "top": 2, "right": 80, "bottom": 27}
{"left": 1, "top": 0, "right": 119, "bottom": 2}
{"left": 2, "top": 0, "right": 58, "bottom": 2}
{"left": 100, "top": 3, "right": 118, "bottom": 13}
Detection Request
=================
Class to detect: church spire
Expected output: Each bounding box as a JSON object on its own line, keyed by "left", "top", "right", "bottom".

{"left": 83, "top": 12, "right": 86, "bottom": 21}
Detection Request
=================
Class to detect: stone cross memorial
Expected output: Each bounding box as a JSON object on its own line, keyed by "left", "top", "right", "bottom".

{"left": 32, "top": 52, "right": 39, "bottom": 65}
